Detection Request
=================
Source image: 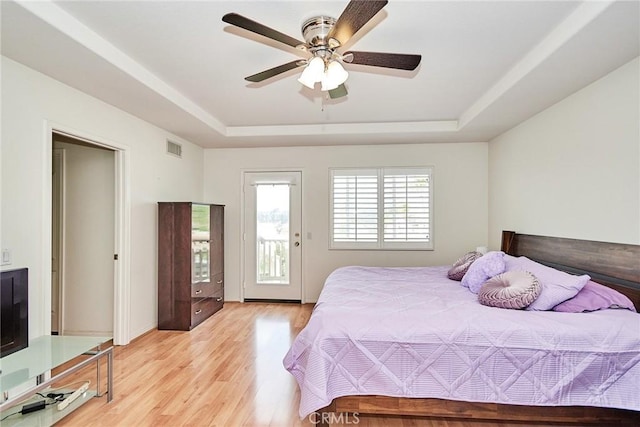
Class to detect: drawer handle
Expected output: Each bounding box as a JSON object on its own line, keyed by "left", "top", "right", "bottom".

{"left": 216, "top": 297, "right": 222, "bottom": 302}
{"left": 216, "top": 280, "right": 223, "bottom": 284}
{"left": 194, "top": 309, "right": 202, "bottom": 315}
{"left": 195, "top": 289, "right": 202, "bottom": 295}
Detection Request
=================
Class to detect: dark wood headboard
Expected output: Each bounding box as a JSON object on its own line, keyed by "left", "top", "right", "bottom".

{"left": 501, "top": 230, "right": 640, "bottom": 310}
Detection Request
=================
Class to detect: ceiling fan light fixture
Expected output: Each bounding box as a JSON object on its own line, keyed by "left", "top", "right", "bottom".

{"left": 224, "top": 2, "right": 422, "bottom": 97}
{"left": 321, "top": 60, "right": 348, "bottom": 91}
{"left": 297, "top": 56, "right": 324, "bottom": 89}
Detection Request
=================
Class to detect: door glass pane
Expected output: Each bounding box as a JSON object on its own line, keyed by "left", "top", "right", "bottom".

{"left": 192, "top": 204, "right": 210, "bottom": 283}
{"left": 256, "top": 185, "right": 289, "bottom": 284}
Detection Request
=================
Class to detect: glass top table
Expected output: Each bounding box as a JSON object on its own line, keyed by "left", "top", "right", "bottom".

{"left": 0, "top": 335, "right": 113, "bottom": 420}
{"left": 0, "top": 336, "right": 111, "bottom": 394}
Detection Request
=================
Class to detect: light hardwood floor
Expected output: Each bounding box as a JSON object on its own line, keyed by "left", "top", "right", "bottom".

{"left": 53, "top": 302, "right": 595, "bottom": 426}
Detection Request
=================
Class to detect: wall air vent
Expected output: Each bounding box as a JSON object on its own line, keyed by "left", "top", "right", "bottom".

{"left": 166, "top": 140, "right": 182, "bottom": 158}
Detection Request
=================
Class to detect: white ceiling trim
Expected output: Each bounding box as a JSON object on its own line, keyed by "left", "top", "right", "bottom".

{"left": 17, "top": 0, "right": 226, "bottom": 135}
{"left": 458, "top": 0, "right": 613, "bottom": 129}
{"left": 225, "top": 120, "right": 459, "bottom": 137}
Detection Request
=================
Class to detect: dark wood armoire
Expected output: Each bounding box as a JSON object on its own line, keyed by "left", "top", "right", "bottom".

{"left": 157, "top": 202, "right": 224, "bottom": 330}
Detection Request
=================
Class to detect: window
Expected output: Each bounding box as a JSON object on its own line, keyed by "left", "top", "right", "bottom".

{"left": 330, "top": 167, "right": 432, "bottom": 250}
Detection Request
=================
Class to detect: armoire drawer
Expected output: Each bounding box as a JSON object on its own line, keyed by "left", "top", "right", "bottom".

{"left": 191, "top": 275, "right": 223, "bottom": 299}
{"left": 191, "top": 295, "right": 223, "bottom": 327}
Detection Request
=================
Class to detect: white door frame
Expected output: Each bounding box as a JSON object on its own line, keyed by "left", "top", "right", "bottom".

{"left": 240, "top": 169, "right": 304, "bottom": 303}
{"left": 43, "top": 122, "right": 131, "bottom": 345}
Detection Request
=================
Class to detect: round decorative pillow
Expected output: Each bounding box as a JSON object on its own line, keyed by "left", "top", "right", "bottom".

{"left": 447, "top": 251, "right": 483, "bottom": 281}
{"left": 478, "top": 270, "right": 541, "bottom": 309}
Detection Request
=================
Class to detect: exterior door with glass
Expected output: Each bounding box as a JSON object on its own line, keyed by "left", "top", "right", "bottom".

{"left": 243, "top": 171, "right": 302, "bottom": 301}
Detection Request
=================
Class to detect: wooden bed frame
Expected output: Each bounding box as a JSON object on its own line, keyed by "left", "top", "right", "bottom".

{"left": 320, "top": 231, "right": 640, "bottom": 425}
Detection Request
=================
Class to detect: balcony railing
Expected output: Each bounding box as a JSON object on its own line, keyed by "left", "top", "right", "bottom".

{"left": 192, "top": 240, "right": 209, "bottom": 282}
{"left": 258, "top": 237, "right": 289, "bottom": 283}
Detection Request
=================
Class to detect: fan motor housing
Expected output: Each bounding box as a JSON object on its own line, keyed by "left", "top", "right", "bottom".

{"left": 301, "top": 16, "right": 337, "bottom": 47}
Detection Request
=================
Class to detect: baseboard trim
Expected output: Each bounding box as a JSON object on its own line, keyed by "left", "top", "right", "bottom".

{"left": 243, "top": 298, "right": 301, "bottom": 304}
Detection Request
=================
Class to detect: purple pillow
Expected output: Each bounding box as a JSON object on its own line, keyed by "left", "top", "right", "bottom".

{"left": 553, "top": 280, "right": 636, "bottom": 313}
{"left": 478, "top": 270, "right": 541, "bottom": 309}
{"left": 448, "top": 251, "right": 483, "bottom": 281}
{"left": 504, "top": 256, "right": 590, "bottom": 311}
{"left": 461, "top": 251, "right": 506, "bottom": 294}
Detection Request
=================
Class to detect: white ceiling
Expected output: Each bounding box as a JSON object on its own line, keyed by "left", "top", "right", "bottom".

{"left": 1, "top": 1, "right": 638, "bottom": 148}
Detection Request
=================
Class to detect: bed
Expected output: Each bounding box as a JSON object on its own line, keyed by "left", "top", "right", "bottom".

{"left": 283, "top": 231, "right": 640, "bottom": 424}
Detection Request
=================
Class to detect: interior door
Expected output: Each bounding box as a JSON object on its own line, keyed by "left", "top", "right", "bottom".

{"left": 51, "top": 148, "right": 65, "bottom": 334}
{"left": 243, "top": 171, "right": 302, "bottom": 301}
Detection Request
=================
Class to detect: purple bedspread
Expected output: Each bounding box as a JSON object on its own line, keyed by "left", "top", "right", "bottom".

{"left": 283, "top": 266, "right": 640, "bottom": 417}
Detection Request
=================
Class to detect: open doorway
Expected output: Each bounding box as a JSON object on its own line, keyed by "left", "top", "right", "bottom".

{"left": 51, "top": 133, "right": 115, "bottom": 337}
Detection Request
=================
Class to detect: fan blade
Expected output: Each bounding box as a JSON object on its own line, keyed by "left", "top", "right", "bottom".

{"left": 328, "top": 84, "right": 348, "bottom": 99}
{"left": 344, "top": 51, "right": 421, "bottom": 70}
{"left": 223, "top": 13, "right": 305, "bottom": 48}
{"left": 327, "top": 0, "right": 388, "bottom": 47}
{"left": 245, "top": 60, "right": 305, "bottom": 83}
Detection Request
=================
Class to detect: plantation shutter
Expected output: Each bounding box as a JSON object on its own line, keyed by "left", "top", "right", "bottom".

{"left": 383, "top": 168, "right": 431, "bottom": 247}
{"left": 331, "top": 169, "right": 378, "bottom": 247}
{"left": 330, "top": 167, "right": 433, "bottom": 250}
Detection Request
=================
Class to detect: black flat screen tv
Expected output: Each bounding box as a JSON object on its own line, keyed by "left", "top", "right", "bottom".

{"left": 1, "top": 268, "right": 28, "bottom": 358}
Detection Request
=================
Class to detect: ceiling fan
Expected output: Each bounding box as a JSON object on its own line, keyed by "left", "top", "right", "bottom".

{"left": 222, "top": 0, "right": 421, "bottom": 99}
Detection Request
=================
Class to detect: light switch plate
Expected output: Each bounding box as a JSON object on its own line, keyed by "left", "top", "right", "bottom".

{"left": 1, "top": 248, "right": 11, "bottom": 265}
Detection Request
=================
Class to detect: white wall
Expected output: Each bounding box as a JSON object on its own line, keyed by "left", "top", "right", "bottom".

{"left": 204, "top": 143, "right": 488, "bottom": 302}
{"left": 1, "top": 57, "right": 204, "bottom": 340}
{"left": 488, "top": 57, "right": 640, "bottom": 248}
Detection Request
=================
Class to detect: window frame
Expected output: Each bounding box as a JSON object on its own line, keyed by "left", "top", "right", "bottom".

{"left": 329, "top": 166, "right": 433, "bottom": 251}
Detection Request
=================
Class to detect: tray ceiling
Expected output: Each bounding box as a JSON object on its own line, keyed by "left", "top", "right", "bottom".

{"left": 1, "top": 1, "right": 638, "bottom": 148}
